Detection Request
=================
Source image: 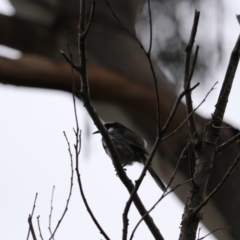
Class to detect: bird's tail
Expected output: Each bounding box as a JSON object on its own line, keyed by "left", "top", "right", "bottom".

{"left": 147, "top": 166, "right": 166, "bottom": 192}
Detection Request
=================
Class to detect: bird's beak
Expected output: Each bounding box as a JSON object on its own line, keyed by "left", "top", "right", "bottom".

{"left": 93, "top": 130, "right": 100, "bottom": 134}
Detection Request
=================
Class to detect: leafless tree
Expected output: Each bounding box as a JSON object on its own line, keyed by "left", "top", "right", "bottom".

{"left": 1, "top": 1, "right": 240, "bottom": 239}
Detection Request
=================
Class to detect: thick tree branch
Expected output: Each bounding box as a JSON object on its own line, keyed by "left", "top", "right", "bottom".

{"left": 179, "top": 15, "right": 240, "bottom": 240}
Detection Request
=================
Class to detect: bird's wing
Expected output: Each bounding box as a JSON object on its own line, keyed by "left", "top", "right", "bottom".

{"left": 122, "top": 130, "right": 147, "bottom": 150}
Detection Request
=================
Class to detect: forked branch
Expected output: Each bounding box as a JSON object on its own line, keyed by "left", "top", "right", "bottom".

{"left": 179, "top": 14, "right": 240, "bottom": 240}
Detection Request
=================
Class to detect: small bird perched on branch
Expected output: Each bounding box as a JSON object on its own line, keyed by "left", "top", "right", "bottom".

{"left": 93, "top": 122, "right": 166, "bottom": 191}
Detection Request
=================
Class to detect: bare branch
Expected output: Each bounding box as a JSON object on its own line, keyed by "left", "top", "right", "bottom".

{"left": 184, "top": 10, "right": 200, "bottom": 142}
{"left": 166, "top": 142, "right": 191, "bottom": 189}
{"left": 78, "top": 0, "right": 135, "bottom": 194}
{"left": 60, "top": 50, "right": 81, "bottom": 72}
{"left": 28, "top": 215, "right": 37, "bottom": 240}
{"left": 60, "top": 10, "right": 111, "bottom": 238}
{"left": 236, "top": 15, "right": 240, "bottom": 25}
{"left": 129, "top": 179, "right": 192, "bottom": 240}
{"left": 106, "top": 0, "right": 161, "bottom": 134}
{"left": 147, "top": 0, "right": 153, "bottom": 54}
{"left": 129, "top": 142, "right": 192, "bottom": 240}
{"left": 197, "top": 227, "right": 201, "bottom": 240}
{"left": 161, "top": 82, "right": 199, "bottom": 137}
{"left": 82, "top": 0, "right": 96, "bottom": 38}
{"left": 76, "top": 1, "right": 164, "bottom": 239}
{"left": 48, "top": 132, "right": 74, "bottom": 240}
{"left": 209, "top": 36, "right": 240, "bottom": 132}
{"left": 162, "top": 82, "right": 217, "bottom": 141}
{"left": 48, "top": 186, "right": 55, "bottom": 239}
{"left": 192, "top": 154, "right": 240, "bottom": 214}
{"left": 37, "top": 216, "right": 44, "bottom": 240}
{"left": 105, "top": 1, "right": 142, "bottom": 46}
{"left": 179, "top": 14, "right": 240, "bottom": 240}
{"left": 188, "top": 46, "right": 199, "bottom": 88}
{"left": 121, "top": 0, "right": 164, "bottom": 237}
{"left": 216, "top": 132, "right": 240, "bottom": 154}
{"left": 26, "top": 193, "right": 38, "bottom": 240}
{"left": 74, "top": 130, "right": 111, "bottom": 240}
{"left": 198, "top": 226, "right": 232, "bottom": 240}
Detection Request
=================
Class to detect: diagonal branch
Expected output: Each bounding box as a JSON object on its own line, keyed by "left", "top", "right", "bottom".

{"left": 162, "top": 81, "right": 217, "bottom": 141}
{"left": 192, "top": 154, "right": 240, "bottom": 215}
{"left": 74, "top": 131, "right": 111, "bottom": 240}
{"left": 216, "top": 132, "right": 240, "bottom": 154}
{"left": 129, "top": 179, "right": 192, "bottom": 240}
{"left": 48, "top": 186, "right": 55, "bottom": 239}
{"left": 82, "top": 0, "right": 96, "bottom": 38}
{"left": 198, "top": 226, "right": 232, "bottom": 240}
{"left": 49, "top": 132, "right": 74, "bottom": 240}
{"left": 179, "top": 15, "right": 240, "bottom": 240}
{"left": 77, "top": 1, "right": 164, "bottom": 240}
{"left": 26, "top": 193, "right": 38, "bottom": 240}
{"left": 37, "top": 216, "right": 44, "bottom": 240}
{"left": 161, "top": 82, "right": 199, "bottom": 137}
{"left": 184, "top": 10, "right": 200, "bottom": 143}
{"left": 28, "top": 215, "right": 37, "bottom": 240}
{"left": 66, "top": 26, "right": 110, "bottom": 239}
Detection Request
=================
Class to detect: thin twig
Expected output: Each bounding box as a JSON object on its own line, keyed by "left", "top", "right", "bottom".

{"left": 192, "top": 154, "right": 240, "bottom": 215}
{"left": 37, "top": 216, "right": 44, "bottom": 240}
{"left": 26, "top": 193, "right": 38, "bottom": 240}
{"left": 48, "top": 186, "right": 55, "bottom": 240}
{"left": 48, "top": 132, "right": 74, "bottom": 240}
{"left": 166, "top": 142, "right": 191, "bottom": 190}
{"left": 28, "top": 215, "right": 37, "bottom": 240}
{"left": 82, "top": 0, "right": 96, "bottom": 38}
{"left": 48, "top": 186, "right": 55, "bottom": 239}
{"left": 216, "top": 132, "right": 240, "bottom": 154}
{"left": 105, "top": 1, "right": 142, "bottom": 46}
{"left": 74, "top": 130, "right": 111, "bottom": 240}
{"left": 198, "top": 226, "right": 232, "bottom": 240}
{"left": 129, "top": 179, "right": 192, "bottom": 240}
{"left": 161, "top": 82, "right": 199, "bottom": 137}
{"left": 187, "top": 46, "right": 199, "bottom": 89}
{"left": 106, "top": 0, "right": 161, "bottom": 133}
{"left": 60, "top": 50, "right": 81, "bottom": 72}
{"left": 188, "top": 142, "right": 194, "bottom": 180}
{"left": 184, "top": 10, "right": 200, "bottom": 143}
{"left": 129, "top": 142, "right": 191, "bottom": 240}
{"left": 162, "top": 82, "right": 218, "bottom": 141}
{"left": 197, "top": 227, "right": 201, "bottom": 240}
{"left": 147, "top": 0, "right": 153, "bottom": 54}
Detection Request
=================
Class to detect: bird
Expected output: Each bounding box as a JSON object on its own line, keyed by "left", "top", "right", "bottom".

{"left": 93, "top": 122, "right": 166, "bottom": 191}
